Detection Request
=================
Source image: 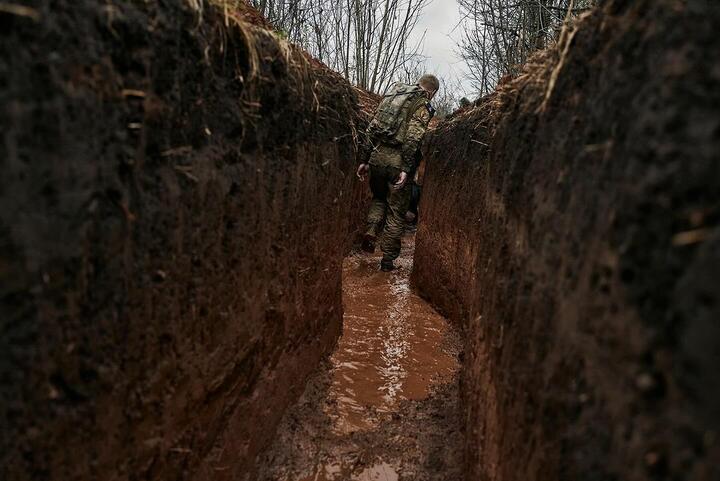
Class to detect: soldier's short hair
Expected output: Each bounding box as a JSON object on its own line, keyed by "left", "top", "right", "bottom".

{"left": 418, "top": 74, "right": 440, "bottom": 93}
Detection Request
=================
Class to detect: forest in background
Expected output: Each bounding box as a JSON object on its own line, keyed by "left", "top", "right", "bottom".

{"left": 239, "top": 0, "right": 597, "bottom": 114}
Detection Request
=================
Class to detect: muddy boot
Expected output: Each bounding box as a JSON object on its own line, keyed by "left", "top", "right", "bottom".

{"left": 404, "top": 211, "right": 417, "bottom": 233}
{"left": 361, "top": 233, "right": 376, "bottom": 253}
{"left": 380, "top": 259, "right": 394, "bottom": 272}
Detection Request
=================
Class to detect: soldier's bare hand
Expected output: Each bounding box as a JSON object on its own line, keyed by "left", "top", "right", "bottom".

{"left": 356, "top": 163, "right": 370, "bottom": 181}
{"left": 392, "top": 171, "right": 408, "bottom": 190}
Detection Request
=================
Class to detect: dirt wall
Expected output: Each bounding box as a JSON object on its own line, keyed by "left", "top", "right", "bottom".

{"left": 413, "top": 1, "right": 720, "bottom": 480}
{"left": 0, "top": 1, "right": 366, "bottom": 480}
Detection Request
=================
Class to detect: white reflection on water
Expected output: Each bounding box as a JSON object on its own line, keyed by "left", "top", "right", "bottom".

{"left": 378, "top": 274, "right": 412, "bottom": 404}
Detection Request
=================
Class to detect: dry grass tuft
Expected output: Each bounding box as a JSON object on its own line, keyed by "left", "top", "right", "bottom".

{"left": 0, "top": 2, "right": 41, "bottom": 21}
{"left": 181, "top": 0, "right": 365, "bottom": 149}
{"left": 206, "top": 0, "right": 274, "bottom": 29}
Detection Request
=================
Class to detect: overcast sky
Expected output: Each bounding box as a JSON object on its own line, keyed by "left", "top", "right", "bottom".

{"left": 408, "top": 0, "right": 474, "bottom": 98}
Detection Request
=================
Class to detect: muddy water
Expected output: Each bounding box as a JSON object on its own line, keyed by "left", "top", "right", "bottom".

{"left": 289, "top": 234, "right": 459, "bottom": 481}
{"left": 330, "top": 237, "right": 458, "bottom": 435}
{"left": 257, "top": 233, "right": 462, "bottom": 481}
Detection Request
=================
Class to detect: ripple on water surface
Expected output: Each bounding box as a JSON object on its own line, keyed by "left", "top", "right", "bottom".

{"left": 327, "top": 237, "right": 458, "bottom": 435}
{"left": 292, "top": 235, "right": 459, "bottom": 481}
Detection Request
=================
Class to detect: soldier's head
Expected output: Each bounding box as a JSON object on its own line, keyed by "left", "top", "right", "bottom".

{"left": 417, "top": 74, "right": 440, "bottom": 100}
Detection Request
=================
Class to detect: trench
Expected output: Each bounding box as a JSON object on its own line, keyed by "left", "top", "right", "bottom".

{"left": 256, "top": 233, "right": 464, "bottom": 481}
{"left": 3, "top": 2, "right": 719, "bottom": 481}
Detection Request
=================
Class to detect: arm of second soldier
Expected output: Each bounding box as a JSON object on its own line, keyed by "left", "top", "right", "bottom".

{"left": 401, "top": 104, "right": 432, "bottom": 174}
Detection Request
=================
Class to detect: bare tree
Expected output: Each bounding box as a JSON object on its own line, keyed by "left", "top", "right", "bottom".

{"left": 244, "top": 0, "right": 430, "bottom": 94}
{"left": 457, "top": 0, "right": 597, "bottom": 95}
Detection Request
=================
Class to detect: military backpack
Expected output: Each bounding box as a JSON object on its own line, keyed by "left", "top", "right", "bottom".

{"left": 367, "top": 82, "right": 427, "bottom": 146}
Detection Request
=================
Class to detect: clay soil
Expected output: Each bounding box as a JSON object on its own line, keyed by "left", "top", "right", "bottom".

{"left": 1, "top": 2, "right": 368, "bottom": 480}
{"left": 254, "top": 234, "right": 464, "bottom": 481}
{"left": 414, "top": 1, "right": 720, "bottom": 480}
{"left": 3, "top": 1, "right": 719, "bottom": 481}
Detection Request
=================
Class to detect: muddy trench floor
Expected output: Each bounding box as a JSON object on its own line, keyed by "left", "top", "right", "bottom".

{"left": 256, "top": 233, "right": 464, "bottom": 481}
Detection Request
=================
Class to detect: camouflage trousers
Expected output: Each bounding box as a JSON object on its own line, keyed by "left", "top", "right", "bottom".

{"left": 365, "top": 156, "right": 411, "bottom": 262}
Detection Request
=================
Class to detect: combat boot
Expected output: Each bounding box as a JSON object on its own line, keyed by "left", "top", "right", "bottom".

{"left": 380, "top": 259, "right": 394, "bottom": 272}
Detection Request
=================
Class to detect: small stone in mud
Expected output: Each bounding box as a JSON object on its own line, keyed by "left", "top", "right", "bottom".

{"left": 635, "top": 371, "right": 665, "bottom": 398}
{"left": 153, "top": 270, "right": 167, "bottom": 282}
{"left": 644, "top": 450, "right": 668, "bottom": 476}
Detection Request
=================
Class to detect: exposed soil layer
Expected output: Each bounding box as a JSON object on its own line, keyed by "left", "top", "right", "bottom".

{"left": 414, "top": 1, "right": 720, "bottom": 480}
{"left": 256, "top": 235, "right": 464, "bottom": 481}
{"left": 0, "top": 2, "right": 368, "bottom": 480}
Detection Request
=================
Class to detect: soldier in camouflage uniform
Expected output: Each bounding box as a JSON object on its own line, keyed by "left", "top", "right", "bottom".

{"left": 356, "top": 74, "right": 439, "bottom": 271}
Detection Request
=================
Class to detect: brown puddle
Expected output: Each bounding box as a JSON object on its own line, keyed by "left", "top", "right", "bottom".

{"left": 296, "top": 234, "right": 459, "bottom": 480}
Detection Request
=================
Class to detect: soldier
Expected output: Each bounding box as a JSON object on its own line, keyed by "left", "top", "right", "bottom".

{"left": 356, "top": 74, "right": 439, "bottom": 271}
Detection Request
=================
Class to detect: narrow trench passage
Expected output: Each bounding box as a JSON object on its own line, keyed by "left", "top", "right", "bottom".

{"left": 258, "top": 233, "right": 464, "bottom": 481}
